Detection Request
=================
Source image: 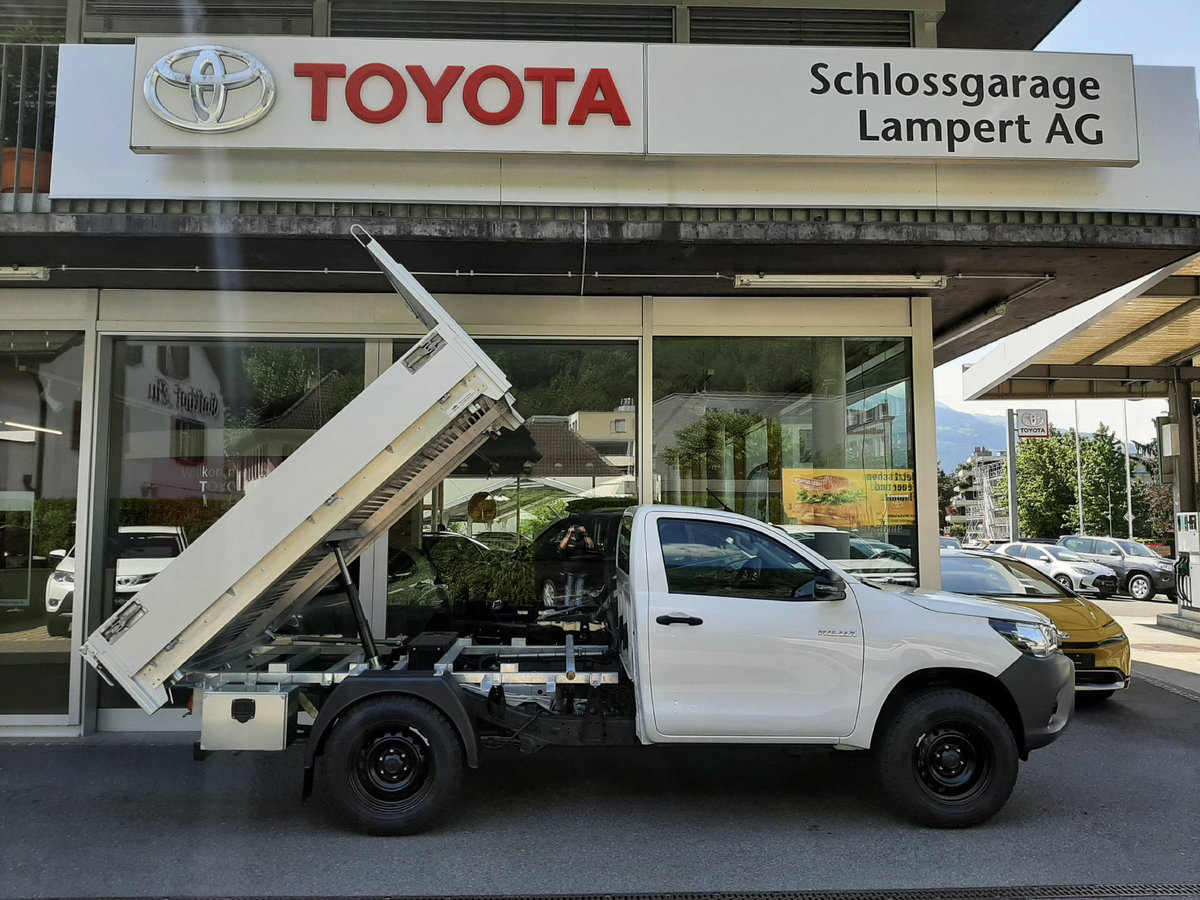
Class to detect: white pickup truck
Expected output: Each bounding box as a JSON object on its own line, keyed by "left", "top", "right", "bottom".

{"left": 81, "top": 229, "right": 1073, "bottom": 835}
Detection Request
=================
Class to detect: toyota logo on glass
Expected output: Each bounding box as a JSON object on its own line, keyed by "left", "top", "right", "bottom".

{"left": 143, "top": 45, "right": 631, "bottom": 133}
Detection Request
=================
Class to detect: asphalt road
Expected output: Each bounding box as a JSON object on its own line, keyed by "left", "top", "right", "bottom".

{"left": 2, "top": 672, "right": 1199, "bottom": 899}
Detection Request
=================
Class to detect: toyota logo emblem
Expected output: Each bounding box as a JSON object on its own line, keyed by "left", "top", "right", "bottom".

{"left": 144, "top": 45, "right": 276, "bottom": 133}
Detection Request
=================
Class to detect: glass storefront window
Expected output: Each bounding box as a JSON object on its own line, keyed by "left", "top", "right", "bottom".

{"left": 0, "top": 331, "right": 84, "bottom": 716}
{"left": 381, "top": 340, "right": 638, "bottom": 633}
{"left": 653, "top": 336, "right": 918, "bottom": 586}
{"left": 99, "top": 338, "right": 365, "bottom": 708}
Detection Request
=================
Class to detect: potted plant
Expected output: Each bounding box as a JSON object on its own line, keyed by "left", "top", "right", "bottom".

{"left": 2, "top": 22, "right": 59, "bottom": 194}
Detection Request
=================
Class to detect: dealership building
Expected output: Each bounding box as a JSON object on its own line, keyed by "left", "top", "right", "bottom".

{"left": 2, "top": 0, "right": 1199, "bottom": 733}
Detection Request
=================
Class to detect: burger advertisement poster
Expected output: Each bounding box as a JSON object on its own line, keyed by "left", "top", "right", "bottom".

{"left": 782, "top": 469, "right": 915, "bottom": 529}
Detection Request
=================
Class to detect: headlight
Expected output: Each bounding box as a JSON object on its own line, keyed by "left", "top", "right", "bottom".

{"left": 989, "top": 618, "right": 1060, "bottom": 657}
{"left": 51, "top": 570, "right": 74, "bottom": 584}
{"left": 115, "top": 574, "right": 154, "bottom": 587}
{"left": 1157, "top": 561, "right": 1174, "bottom": 570}
{"left": 1071, "top": 566, "right": 1092, "bottom": 575}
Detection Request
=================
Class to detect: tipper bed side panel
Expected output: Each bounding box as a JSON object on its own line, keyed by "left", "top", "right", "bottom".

{"left": 80, "top": 236, "right": 521, "bottom": 714}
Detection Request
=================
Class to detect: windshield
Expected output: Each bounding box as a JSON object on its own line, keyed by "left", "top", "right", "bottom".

{"left": 1044, "top": 545, "right": 1085, "bottom": 562}
{"left": 941, "top": 554, "right": 1069, "bottom": 599}
{"left": 1117, "top": 539, "right": 1160, "bottom": 558}
{"left": 114, "top": 534, "right": 182, "bottom": 559}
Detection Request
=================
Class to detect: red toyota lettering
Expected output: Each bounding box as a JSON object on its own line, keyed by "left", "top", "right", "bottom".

{"left": 463, "top": 65, "right": 524, "bottom": 125}
{"left": 406, "top": 65, "right": 466, "bottom": 123}
{"left": 346, "top": 63, "right": 408, "bottom": 124}
{"left": 294, "top": 62, "right": 347, "bottom": 121}
{"left": 523, "top": 67, "right": 575, "bottom": 124}
{"left": 568, "top": 68, "right": 631, "bottom": 126}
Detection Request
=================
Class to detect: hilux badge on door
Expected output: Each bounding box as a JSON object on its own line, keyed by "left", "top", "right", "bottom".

{"left": 144, "top": 45, "right": 276, "bottom": 133}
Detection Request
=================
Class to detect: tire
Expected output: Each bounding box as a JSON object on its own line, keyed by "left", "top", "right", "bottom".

{"left": 1127, "top": 572, "right": 1153, "bottom": 601}
{"left": 541, "top": 579, "right": 558, "bottom": 607}
{"left": 1053, "top": 574, "right": 1073, "bottom": 590}
{"left": 46, "top": 616, "right": 70, "bottom": 638}
{"left": 874, "top": 688, "right": 1018, "bottom": 828}
{"left": 322, "top": 695, "right": 464, "bottom": 835}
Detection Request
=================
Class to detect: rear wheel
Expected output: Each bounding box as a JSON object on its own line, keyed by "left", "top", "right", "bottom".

{"left": 541, "top": 579, "right": 558, "bottom": 607}
{"left": 322, "top": 695, "right": 464, "bottom": 835}
{"left": 875, "top": 688, "right": 1018, "bottom": 828}
{"left": 1127, "top": 573, "right": 1153, "bottom": 601}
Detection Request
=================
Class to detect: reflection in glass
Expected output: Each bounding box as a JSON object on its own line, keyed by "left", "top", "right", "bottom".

{"left": 383, "top": 340, "right": 638, "bottom": 631}
{"left": 99, "top": 339, "right": 364, "bottom": 708}
{"left": 653, "top": 336, "right": 917, "bottom": 586}
{"left": 0, "top": 331, "right": 84, "bottom": 715}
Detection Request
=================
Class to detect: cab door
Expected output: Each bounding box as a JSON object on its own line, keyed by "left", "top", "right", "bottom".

{"left": 645, "top": 513, "right": 865, "bottom": 740}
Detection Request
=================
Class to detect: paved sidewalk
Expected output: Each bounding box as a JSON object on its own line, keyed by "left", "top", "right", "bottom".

{"left": 1095, "top": 596, "right": 1200, "bottom": 696}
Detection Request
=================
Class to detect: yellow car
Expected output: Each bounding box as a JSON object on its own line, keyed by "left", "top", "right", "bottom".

{"left": 940, "top": 549, "right": 1131, "bottom": 700}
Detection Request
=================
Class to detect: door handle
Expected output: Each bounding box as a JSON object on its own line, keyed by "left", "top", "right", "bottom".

{"left": 656, "top": 614, "right": 703, "bottom": 626}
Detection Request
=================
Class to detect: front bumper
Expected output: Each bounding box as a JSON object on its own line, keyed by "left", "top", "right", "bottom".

{"left": 1064, "top": 636, "right": 1131, "bottom": 692}
{"left": 1082, "top": 574, "right": 1118, "bottom": 596}
{"left": 1152, "top": 568, "right": 1177, "bottom": 593}
{"left": 998, "top": 650, "right": 1075, "bottom": 754}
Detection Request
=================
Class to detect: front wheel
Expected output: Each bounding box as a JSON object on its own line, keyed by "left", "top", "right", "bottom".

{"left": 541, "top": 579, "right": 559, "bottom": 607}
{"left": 1127, "top": 573, "right": 1153, "bottom": 601}
{"left": 322, "top": 695, "right": 464, "bottom": 835}
{"left": 1053, "top": 574, "right": 1073, "bottom": 590}
{"left": 875, "top": 688, "right": 1018, "bottom": 828}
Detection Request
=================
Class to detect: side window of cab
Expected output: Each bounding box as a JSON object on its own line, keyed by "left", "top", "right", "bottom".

{"left": 656, "top": 518, "right": 817, "bottom": 600}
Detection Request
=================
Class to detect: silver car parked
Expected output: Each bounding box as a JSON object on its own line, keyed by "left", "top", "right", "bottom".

{"left": 997, "top": 541, "right": 1119, "bottom": 597}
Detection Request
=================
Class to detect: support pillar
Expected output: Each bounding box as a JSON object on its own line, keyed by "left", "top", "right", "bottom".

{"left": 1170, "top": 380, "right": 1196, "bottom": 515}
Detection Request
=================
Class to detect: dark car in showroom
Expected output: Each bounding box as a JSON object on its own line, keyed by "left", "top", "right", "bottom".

{"left": 529, "top": 509, "right": 624, "bottom": 607}
{"left": 286, "top": 531, "right": 492, "bottom": 637}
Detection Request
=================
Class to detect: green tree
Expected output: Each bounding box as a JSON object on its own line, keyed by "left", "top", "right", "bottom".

{"left": 1080, "top": 424, "right": 1132, "bottom": 537}
{"left": 937, "top": 465, "right": 957, "bottom": 531}
{"left": 1014, "top": 430, "right": 1078, "bottom": 538}
{"left": 1130, "top": 438, "right": 1174, "bottom": 542}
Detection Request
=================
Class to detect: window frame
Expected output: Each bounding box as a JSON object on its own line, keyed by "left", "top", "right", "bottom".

{"left": 655, "top": 515, "right": 823, "bottom": 602}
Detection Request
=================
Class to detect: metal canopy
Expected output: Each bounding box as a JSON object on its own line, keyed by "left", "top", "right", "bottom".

{"left": 6, "top": 211, "right": 1200, "bottom": 366}
{"left": 964, "top": 256, "right": 1200, "bottom": 401}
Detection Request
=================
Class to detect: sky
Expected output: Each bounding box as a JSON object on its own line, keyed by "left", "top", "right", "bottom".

{"left": 932, "top": 0, "right": 1200, "bottom": 445}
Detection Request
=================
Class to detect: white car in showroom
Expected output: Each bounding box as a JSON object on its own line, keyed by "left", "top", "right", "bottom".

{"left": 996, "top": 541, "right": 1119, "bottom": 597}
{"left": 44, "top": 526, "right": 188, "bottom": 637}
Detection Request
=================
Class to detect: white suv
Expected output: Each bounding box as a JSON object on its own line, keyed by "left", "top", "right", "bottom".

{"left": 44, "top": 526, "right": 188, "bottom": 637}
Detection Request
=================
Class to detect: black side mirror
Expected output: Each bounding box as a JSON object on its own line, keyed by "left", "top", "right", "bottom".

{"left": 794, "top": 568, "right": 847, "bottom": 601}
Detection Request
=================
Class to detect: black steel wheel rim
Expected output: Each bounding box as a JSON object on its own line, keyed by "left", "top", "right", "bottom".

{"left": 913, "top": 722, "right": 992, "bottom": 801}
{"left": 355, "top": 725, "right": 432, "bottom": 803}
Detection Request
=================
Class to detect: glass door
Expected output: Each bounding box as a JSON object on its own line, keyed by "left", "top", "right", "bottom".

{"left": 0, "top": 331, "right": 86, "bottom": 718}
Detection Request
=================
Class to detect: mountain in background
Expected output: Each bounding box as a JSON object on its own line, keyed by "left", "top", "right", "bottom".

{"left": 935, "top": 402, "right": 1008, "bottom": 471}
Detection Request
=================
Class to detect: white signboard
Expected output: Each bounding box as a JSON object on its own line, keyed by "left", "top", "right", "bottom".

{"left": 646, "top": 45, "right": 1138, "bottom": 165}
{"left": 1015, "top": 408, "right": 1051, "bottom": 438}
{"left": 127, "top": 37, "right": 1139, "bottom": 165}
{"left": 131, "top": 37, "right": 646, "bottom": 155}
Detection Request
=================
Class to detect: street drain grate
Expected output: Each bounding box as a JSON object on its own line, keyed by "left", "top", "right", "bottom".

{"left": 140, "top": 886, "right": 1200, "bottom": 900}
